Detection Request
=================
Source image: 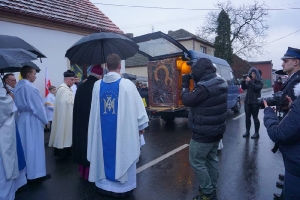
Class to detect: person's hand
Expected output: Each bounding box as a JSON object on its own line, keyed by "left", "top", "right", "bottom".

{"left": 182, "top": 74, "right": 191, "bottom": 88}
{"left": 246, "top": 77, "right": 251, "bottom": 82}
{"left": 5, "top": 87, "right": 14, "bottom": 99}
{"left": 263, "top": 100, "right": 268, "bottom": 108}
{"left": 139, "top": 130, "right": 145, "bottom": 135}
{"left": 286, "top": 96, "right": 292, "bottom": 108}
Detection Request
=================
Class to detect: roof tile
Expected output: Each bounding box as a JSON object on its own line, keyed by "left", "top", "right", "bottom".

{"left": 0, "top": 0, "right": 123, "bottom": 33}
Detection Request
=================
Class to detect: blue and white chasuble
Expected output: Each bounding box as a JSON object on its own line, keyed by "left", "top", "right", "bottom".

{"left": 100, "top": 78, "right": 121, "bottom": 181}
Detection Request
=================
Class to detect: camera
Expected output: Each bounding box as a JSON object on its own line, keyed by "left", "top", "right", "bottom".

{"left": 242, "top": 74, "right": 252, "bottom": 79}
{"left": 257, "top": 91, "right": 289, "bottom": 108}
{"left": 242, "top": 74, "right": 248, "bottom": 78}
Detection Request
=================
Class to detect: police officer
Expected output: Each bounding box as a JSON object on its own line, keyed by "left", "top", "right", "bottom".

{"left": 272, "top": 47, "right": 300, "bottom": 200}
{"left": 277, "top": 47, "right": 300, "bottom": 119}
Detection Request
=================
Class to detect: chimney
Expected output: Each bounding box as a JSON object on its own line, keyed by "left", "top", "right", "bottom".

{"left": 125, "top": 33, "right": 134, "bottom": 38}
{"left": 168, "top": 30, "right": 174, "bottom": 35}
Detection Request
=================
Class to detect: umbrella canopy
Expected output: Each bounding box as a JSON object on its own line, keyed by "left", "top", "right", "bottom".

{"left": 122, "top": 73, "right": 137, "bottom": 80}
{"left": 65, "top": 32, "right": 139, "bottom": 65}
{"left": 0, "top": 61, "right": 41, "bottom": 73}
{"left": 0, "top": 48, "right": 37, "bottom": 74}
{"left": 275, "top": 69, "right": 287, "bottom": 75}
{"left": 22, "top": 61, "right": 41, "bottom": 72}
{"left": 0, "top": 35, "right": 46, "bottom": 58}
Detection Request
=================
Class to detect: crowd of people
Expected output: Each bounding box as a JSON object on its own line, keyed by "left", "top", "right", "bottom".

{"left": 0, "top": 54, "right": 148, "bottom": 199}
{"left": 1, "top": 47, "right": 300, "bottom": 200}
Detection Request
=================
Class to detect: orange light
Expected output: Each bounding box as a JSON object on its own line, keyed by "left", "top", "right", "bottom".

{"left": 181, "top": 62, "right": 191, "bottom": 74}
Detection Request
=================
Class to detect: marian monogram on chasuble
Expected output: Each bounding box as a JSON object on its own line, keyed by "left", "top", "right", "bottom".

{"left": 99, "top": 78, "right": 122, "bottom": 181}
{"left": 103, "top": 95, "right": 116, "bottom": 114}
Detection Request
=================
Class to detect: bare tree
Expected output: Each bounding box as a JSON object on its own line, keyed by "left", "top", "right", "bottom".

{"left": 196, "top": 1, "right": 269, "bottom": 59}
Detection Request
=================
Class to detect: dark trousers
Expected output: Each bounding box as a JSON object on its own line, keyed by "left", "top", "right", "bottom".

{"left": 244, "top": 103, "right": 260, "bottom": 133}
{"left": 283, "top": 170, "right": 300, "bottom": 200}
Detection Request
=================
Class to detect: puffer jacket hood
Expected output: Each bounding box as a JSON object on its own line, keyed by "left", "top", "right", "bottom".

{"left": 248, "top": 67, "right": 262, "bottom": 80}
{"left": 191, "top": 58, "right": 216, "bottom": 82}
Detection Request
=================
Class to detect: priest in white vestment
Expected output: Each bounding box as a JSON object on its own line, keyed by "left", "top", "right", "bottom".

{"left": 87, "top": 54, "right": 149, "bottom": 197}
{"left": 0, "top": 81, "right": 27, "bottom": 200}
{"left": 14, "top": 66, "right": 50, "bottom": 182}
{"left": 49, "top": 70, "right": 75, "bottom": 158}
{"left": 44, "top": 85, "right": 56, "bottom": 131}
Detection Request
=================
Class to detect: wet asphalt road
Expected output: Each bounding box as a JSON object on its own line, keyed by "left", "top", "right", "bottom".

{"left": 15, "top": 89, "right": 285, "bottom": 200}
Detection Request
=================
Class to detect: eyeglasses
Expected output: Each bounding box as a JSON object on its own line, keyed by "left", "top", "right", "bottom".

{"left": 8, "top": 79, "right": 16, "bottom": 82}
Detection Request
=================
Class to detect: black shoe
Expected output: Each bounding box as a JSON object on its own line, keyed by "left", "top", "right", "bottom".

{"left": 276, "top": 181, "right": 284, "bottom": 189}
{"left": 193, "top": 190, "right": 217, "bottom": 200}
{"left": 97, "top": 188, "right": 133, "bottom": 197}
{"left": 16, "top": 185, "right": 28, "bottom": 194}
{"left": 27, "top": 174, "right": 51, "bottom": 184}
{"left": 251, "top": 132, "right": 259, "bottom": 139}
{"left": 279, "top": 174, "right": 284, "bottom": 181}
{"left": 243, "top": 131, "right": 250, "bottom": 137}
{"left": 273, "top": 193, "right": 280, "bottom": 200}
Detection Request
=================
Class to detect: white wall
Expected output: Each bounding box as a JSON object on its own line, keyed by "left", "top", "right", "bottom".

{"left": 178, "top": 40, "right": 193, "bottom": 50}
{"left": 0, "top": 21, "right": 85, "bottom": 96}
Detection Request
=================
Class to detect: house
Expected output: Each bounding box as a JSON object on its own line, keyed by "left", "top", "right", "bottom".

{"left": 249, "top": 61, "right": 273, "bottom": 88}
{"left": 125, "top": 29, "right": 215, "bottom": 77}
{"left": 0, "top": 0, "right": 122, "bottom": 95}
{"left": 167, "top": 29, "right": 215, "bottom": 56}
{"left": 125, "top": 53, "right": 149, "bottom": 77}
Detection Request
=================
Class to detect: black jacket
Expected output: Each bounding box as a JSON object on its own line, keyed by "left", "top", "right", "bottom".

{"left": 138, "top": 87, "right": 149, "bottom": 106}
{"left": 241, "top": 67, "right": 263, "bottom": 104}
{"left": 182, "top": 58, "right": 228, "bottom": 143}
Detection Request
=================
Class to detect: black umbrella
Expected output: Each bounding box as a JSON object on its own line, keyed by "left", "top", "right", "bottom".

{"left": 0, "top": 48, "right": 37, "bottom": 74}
{"left": 65, "top": 32, "right": 139, "bottom": 65}
{"left": 0, "top": 35, "right": 46, "bottom": 58}
{"left": 22, "top": 61, "right": 41, "bottom": 72}
{"left": 122, "top": 73, "right": 137, "bottom": 80}
{"left": 275, "top": 69, "right": 287, "bottom": 75}
{"left": 0, "top": 61, "right": 41, "bottom": 73}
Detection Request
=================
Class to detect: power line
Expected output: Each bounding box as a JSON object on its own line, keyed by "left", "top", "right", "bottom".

{"left": 120, "top": 15, "right": 206, "bottom": 29}
{"left": 264, "top": 30, "right": 300, "bottom": 45}
{"left": 93, "top": 2, "right": 300, "bottom": 11}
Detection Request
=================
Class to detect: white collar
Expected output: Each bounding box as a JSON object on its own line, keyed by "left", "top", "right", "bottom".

{"left": 103, "top": 72, "right": 121, "bottom": 83}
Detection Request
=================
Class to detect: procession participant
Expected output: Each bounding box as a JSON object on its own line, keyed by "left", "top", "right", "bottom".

{"left": 49, "top": 70, "right": 75, "bottom": 158}
{"left": 0, "top": 81, "right": 27, "bottom": 199}
{"left": 87, "top": 54, "right": 149, "bottom": 197}
{"left": 14, "top": 66, "right": 50, "bottom": 182}
{"left": 73, "top": 64, "right": 103, "bottom": 180}
{"left": 44, "top": 86, "right": 56, "bottom": 131}
{"left": 3, "top": 73, "right": 17, "bottom": 92}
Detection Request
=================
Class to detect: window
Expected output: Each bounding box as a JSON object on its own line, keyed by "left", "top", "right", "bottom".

{"left": 218, "top": 64, "right": 231, "bottom": 81}
{"left": 200, "top": 46, "right": 207, "bottom": 54}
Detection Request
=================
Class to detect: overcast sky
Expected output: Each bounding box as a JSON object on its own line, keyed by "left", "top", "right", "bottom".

{"left": 93, "top": 0, "right": 300, "bottom": 70}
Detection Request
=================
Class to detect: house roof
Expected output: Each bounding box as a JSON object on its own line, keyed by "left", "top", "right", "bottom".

{"left": 168, "top": 29, "right": 214, "bottom": 48}
{"left": 0, "top": 0, "right": 123, "bottom": 33}
{"left": 126, "top": 53, "right": 148, "bottom": 67}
